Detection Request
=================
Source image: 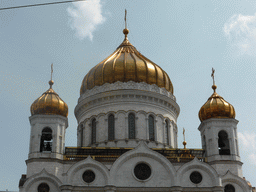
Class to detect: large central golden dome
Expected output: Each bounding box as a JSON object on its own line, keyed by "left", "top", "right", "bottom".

{"left": 80, "top": 29, "right": 173, "bottom": 95}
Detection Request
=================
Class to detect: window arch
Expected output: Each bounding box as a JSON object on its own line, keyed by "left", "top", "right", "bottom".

{"left": 218, "top": 130, "right": 230, "bottom": 155}
{"left": 91, "top": 118, "right": 96, "bottom": 144}
{"left": 38, "top": 183, "right": 50, "bottom": 192}
{"left": 108, "top": 114, "right": 115, "bottom": 140}
{"left": 148, "top": 115, "right": 155, "bottom": 141}
{"left": 40, "top": 127, "right": 52, "bottom": 152}
{"left": 128, "top": 113, "right": 136, "bottom": 139}
{"left": 165, "top": 120, "right": 169, "bottom": 145}
{"left": 224, "top": 184, "right": 235, "bottom": 192}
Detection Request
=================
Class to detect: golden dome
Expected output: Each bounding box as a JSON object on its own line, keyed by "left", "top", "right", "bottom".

{"left": 199, "top": 85, "right": 235, "bottom": 122}
{"left": 80, "top": 29, "right": 173, "bottom": 95}
{"left": 31, "top": 80, "right": 68, "bottom": 117}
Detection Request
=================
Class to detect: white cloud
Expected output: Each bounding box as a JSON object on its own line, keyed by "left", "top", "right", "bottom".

{"left": 67, "top": 0, "right": 105, "bottom": 41}
{"left": 224, "top": 14, "right": 256, "bottom": 55}
{"left": 238, "top": 132, "right": 256, "bottom": 165}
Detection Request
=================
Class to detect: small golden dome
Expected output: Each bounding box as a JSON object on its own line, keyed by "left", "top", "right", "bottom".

{"left": 199, "top": 85, "right": 235, "bottom": 122}
{"left": 80, "top": 29, "right": 173, "bottom": 95}
{"left": 31, "top": 81, "right": 68, "bottom": 117}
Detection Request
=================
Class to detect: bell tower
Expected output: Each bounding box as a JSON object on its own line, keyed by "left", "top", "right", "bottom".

{"left": 198, "top": 69, "right": 242, "bottom": 177}
{"left": 28, "top": 65, "right": 68, "bottom": 160}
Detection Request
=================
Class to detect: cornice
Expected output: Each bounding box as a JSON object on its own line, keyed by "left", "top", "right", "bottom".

{"left": 29, "top": 114, "right": 68, "bottom": 127}
{"left": 198, "top": 118, "right": 238, "bottom": 132}
{"left": 208, "top": 160, "right": 243, "bottom": 166}
{"left": 79, "top": 81, "right": 175, "bottom": 102}
{"left": 26, "top": 158, "right": 73, "bottom": 165}
{"left": 75, "top": 91, "right": 179, "bottom": 121}
{"left": 88, "top": 139, "right": 172, "bottom": 148}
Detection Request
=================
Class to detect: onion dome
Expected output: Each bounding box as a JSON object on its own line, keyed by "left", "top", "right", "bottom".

{"left": 31, "top": 80, "right": 68, "bottom": 117}
{"left": 199, "top": 84, "right": 235, "bottom": 122}
{"left": 80, "top": 28, "right": 173, "bottom": 95}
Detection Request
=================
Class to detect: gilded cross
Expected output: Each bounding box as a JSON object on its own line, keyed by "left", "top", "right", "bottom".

{"left": 211, "top": 67, "right": 215, "bottom": 85}
{"left": 125, "top": 9, "right": 127, "bottom": 29}
{"left": 183, "top": 128, "right": 185, "bottom": 142}
{"left": 51, "top": 63, "right": 53, "bottom": 81}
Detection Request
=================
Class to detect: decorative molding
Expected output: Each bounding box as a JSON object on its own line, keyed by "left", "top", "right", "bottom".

{"left": 23, "top": 168, "right": 62, "bottom": 191}
{"left": 29, "top": 115, "right": 68, "bottom": 127}
{"left": 109, "top": 141, "right": 176, "bottom": 186}
{"left": 198, "top": 118, "right": 238, "bottom": 132}
{"left": 176, "top": 157, "right": 221, "bottom": 186}
{"left": 89, "top": 139, "right": 171, "bottom": 148}
{"left": 221, "top": 171, "right": 251, "bottom": 191}
{"left": 80, "top": 110, "right": 174, "bottom": 130}
{"left": 79, "top": 81, "right": 176, "bottom": 102}
{"left": 171, "top": 121, "right": 178, "bottom": 132}
{"left": 75, "top": 92, "right": 179, "bottom": 121}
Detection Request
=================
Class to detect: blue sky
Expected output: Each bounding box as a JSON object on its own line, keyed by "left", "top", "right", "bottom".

{"left": 1, "top": 0, "right": 256, "bottom": 190}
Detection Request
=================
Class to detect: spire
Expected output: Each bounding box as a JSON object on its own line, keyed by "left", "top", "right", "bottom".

{"left": 49, "top": 63, "right": 54, "bottom": 89}
{"left": 125, "top": 9, "right": 127, "bottom": 29}
{"left": 123, "top": 9, "right": 129, "bottom": 39}
{"left": 211, "top": 67, "right": 217, "bottom": 93}
{"left": 183, "top": 127, "right": 187, "bottom": 149}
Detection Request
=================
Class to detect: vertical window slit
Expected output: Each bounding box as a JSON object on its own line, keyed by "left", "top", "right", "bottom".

{"left": 108, "top": 114, "right": 115, "bottom": 140}
{"left": 148, "top": 115, "right": 155, "bottom": 141}
{"left": 128, "top": 113, "right": 136, "bottom": 139}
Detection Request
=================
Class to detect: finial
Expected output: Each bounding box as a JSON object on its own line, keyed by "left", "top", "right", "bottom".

{"left": 183, "top": 141, "right": 187, "bottom": 149}
{"left": 125, "top": 9, "right": 127, "bottom": 29}
{"left": 123, "top": 9, "right": 129, "bottom": 39}
{"left": 49, "top": 63, "right": 54, "bottom": 88}
{"left": 183, "top": 128, "right": 187, "bottom": 149}
{"left": 211, "top": 68, "right": 217, "bottom": 92}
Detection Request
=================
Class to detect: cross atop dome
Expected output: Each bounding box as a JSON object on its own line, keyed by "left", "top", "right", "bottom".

{"left": 198, "top": 68, "right": 235, "bottom": 122}
{"left": 30, "top": 64, "right": 68, "bottom": 117}
{"left": 80, "top": 13, "right": 174, "bottom": 95}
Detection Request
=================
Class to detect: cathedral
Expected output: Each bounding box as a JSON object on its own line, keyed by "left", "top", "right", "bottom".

{"left": 18, "top": 23, "right": 254, "bottom": 192}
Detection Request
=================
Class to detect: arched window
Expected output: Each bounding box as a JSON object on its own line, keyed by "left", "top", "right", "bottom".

{"left": 91, "top": 119, "right": 96, "bottom": 144}
{"left": 40, "top": 128, "right": 52, "bottom": 152}
{"left": 128, "top": 113, "right": 136, "bottom": 139}
{"left": 224, "top": 184, "right": 235, "bottom": 192}
{"left": 165, "top": 120, "right": 169, "bottom": 144}
{"left": 218, "top": 130, "right": 230, "bottom": 155}
{"left": 108, "top": 114, "right": 115, "bottom": 140}
{"left": 148, "top": 115, "right": 155, "bottom": 141}
{"left": 38, "top": 183, "right": 50, "bottom": 192}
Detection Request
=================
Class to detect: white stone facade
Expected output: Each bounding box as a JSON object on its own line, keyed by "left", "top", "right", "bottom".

{"left": 198, "top": 118, "right": 242, "bottom": 177}
{"left": 20, "top": 81, "right": 253, "bottom": 192}
{"left": 28, "top": 115, "right": 68, "bottom": 160}
{"left": 20, "top": 142, "right": 252, "bottom": 192}
{"left": 75, "top": 82, "right": 179, "bottom": 148}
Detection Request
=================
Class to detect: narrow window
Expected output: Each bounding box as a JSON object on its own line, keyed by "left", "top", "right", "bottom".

{"left": 38, "top": 183, "right": 50, "bottom": 192}
{"left": 59, "top": 136, "right": 62, "bottom": 153}
{"left": 202, "top": 135, "right": 207, "bottom": 156}
{"left": 165, "top": 120, "right": 169, "bottom": 144}
{"left": 108, "top": 114, "right": 115, "bottom": 140}
{"left": 148, "top": 115, "right": 155, "bottom": 141}
{"left": 128, "top": 113, "right": 136, "bottom": 139}
{"left": 40, "top": 128, "right": 52, "bottom": 152}
{"left": 91, "top": 119, "right": 96, "bottom": 144}
{"left": 218, "top": 130, "right": 230, "bottom": 155}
